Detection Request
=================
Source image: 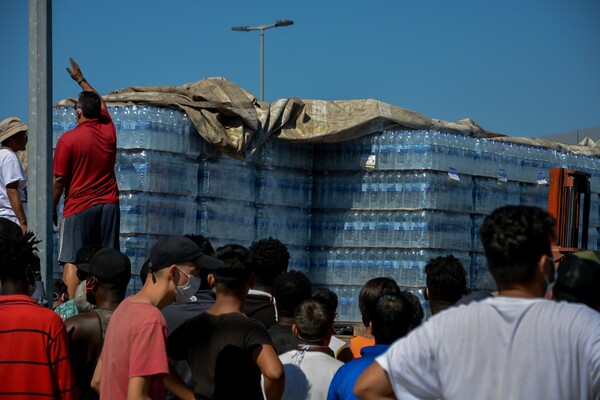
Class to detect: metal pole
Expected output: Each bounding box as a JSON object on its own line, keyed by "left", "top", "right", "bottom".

{"left": 28, "top": 0, "right": 53, "bottom": 303}
{"left": 260, "top": 28, "right": 265, "bottom": 102}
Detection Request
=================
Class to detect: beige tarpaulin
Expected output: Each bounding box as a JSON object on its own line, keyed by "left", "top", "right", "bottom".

{"left": 55, "top": 77, "right": 600, "bottom": 159}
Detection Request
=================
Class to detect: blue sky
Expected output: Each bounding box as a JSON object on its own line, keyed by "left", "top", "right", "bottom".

{"left": 1, "top": 0, "right": 599, "bottom": 138}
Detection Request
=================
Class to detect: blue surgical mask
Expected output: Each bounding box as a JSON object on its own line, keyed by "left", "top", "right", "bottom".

{"left": 175, "top": 267, "right": 201, "bottom": 304}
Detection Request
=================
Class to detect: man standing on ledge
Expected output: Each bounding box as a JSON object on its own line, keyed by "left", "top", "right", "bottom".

{"left": 53, "top": 58, "right": 120, "bottom": 299}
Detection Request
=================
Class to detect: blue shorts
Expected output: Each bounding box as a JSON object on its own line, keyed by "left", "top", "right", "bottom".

{"left": 57, "top": 203, "right": 120, "bottom": 264}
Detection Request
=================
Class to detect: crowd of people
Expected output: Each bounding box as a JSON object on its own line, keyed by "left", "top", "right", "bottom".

{"left": 1, "top": 58, "right": 600, "bottom": 399}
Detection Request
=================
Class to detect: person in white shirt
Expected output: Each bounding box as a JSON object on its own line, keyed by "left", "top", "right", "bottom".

{"left": 355, "top": 205, "right": 600, "bottom": 400}
{"left": 0, "top": 117, "right": 28, "bottom": 234}
{"left": 279, "top": 297, "right": 343, "bottom": 400}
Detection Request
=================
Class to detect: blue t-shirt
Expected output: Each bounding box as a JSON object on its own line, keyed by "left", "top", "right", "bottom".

{"left": 327, "top": 344, "right": 389, "bottom": 400}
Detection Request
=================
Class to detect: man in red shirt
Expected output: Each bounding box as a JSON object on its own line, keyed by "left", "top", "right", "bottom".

{"left": 53, "top": 58, "right": 120, "bottom": 298}
{"left": 0, "top": 218, "right": 78, "bottom": 399}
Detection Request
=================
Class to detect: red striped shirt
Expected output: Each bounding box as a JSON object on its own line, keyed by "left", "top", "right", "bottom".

{"left": 0, "top": 294, "right": 78, "bottom": 399}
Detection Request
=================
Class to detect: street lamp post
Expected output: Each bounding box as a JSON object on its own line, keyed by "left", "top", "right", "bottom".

{"left": 231, "top": 19, "right": 294, "bottom": 102}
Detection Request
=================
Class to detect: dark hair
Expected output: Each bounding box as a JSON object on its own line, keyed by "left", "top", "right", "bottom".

{"left": 425, "top": 255, "right": 467, "bottom": 303}
{"left": 214, "top": 244, "right": 253, "bottom": 293}
{"left": 183, "top": 234, "right": 215, "bottom": 256}
{"left": 249, "top": 237, "right": 290, "bottom": 287}
{"left": 272, "top": 271, "right": 312, "bottom": 318}
{"left": 358, "top": 277, "right": 401, "bottom": 326}
{"left": 294, "top": 297, "right": 334, "bottom": 343}
{"left": 480, "top": 206, "right": 555, "bottom": 288}
{"left": 401, "top": 290, "right": 424, "bottom": 329}
{"left": 371, "top": 293, "right": 413, "bottom": 345}
{"left": 312, "top": 287, "right": 338, "bottom": 315}
{"left": 53, "top": 279, "right": 69, "bottom": 301}
{"left": 76, "top": 91, "right": 102, "bottom": 119}
{"left": 184, "top": 234, "right": 215, "bottom": 289}
{"left": 0, "top": 228, "right": 39, "bottom": 282}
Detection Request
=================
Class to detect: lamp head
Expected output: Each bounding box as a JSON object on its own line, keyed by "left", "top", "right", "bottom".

{"left": 274, "top": 19, "right": 294, "bottom": 27}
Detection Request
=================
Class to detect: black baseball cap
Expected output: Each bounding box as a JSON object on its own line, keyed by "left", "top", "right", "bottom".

{"left": 78, "top": 248, "right": 132, "bottom": 284}
{"left": 554, "top": 250, "right": 600, "bottom": 309}
{"left": 149, "top": 236, "right": 224, "bottom": 272}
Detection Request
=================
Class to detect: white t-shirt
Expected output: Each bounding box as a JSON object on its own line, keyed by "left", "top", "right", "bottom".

{"left": 377, "top": 297, "right": 600, "bottom": 400}
{"left": 0, "top": 149, "right": 27, "bottom": 224}
{"left": 279, "top": 349, "right": 344, "bottom": 400}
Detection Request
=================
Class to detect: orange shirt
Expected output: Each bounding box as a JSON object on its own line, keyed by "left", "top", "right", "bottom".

{"left": 349, "top": 334, "right": 376, "bottom": 358}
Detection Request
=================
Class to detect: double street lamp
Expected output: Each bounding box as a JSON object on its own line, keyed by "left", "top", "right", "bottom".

{"left": 231, "top": 19, "right": 294, "bottom": 102}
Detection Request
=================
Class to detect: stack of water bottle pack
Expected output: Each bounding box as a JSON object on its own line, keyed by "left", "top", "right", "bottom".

{"left": 312, "top": 129, "right": 600, "bottom": 319}
{"left": 53, "top": 103, "right": 600, "bottom": 316}
{"left": 254, "top": 140, "right": 313, "bottom": 274}
{"left": 312, "top": 131, "right": 480, "bottom": 320}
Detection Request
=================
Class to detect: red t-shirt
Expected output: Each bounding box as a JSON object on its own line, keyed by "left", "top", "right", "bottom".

{"left": 53, "top": 107, "right": 119, "bottom": 217}
{"left": 0, "top": 294, "right": 78, "bottom": 399}
{"left": 100, "top": 298, "right": 169, "bottom": 399}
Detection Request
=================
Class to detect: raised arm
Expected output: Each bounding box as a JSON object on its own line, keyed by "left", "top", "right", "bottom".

{"left": 66, "top": 57, "right": 106, "bottom": 110}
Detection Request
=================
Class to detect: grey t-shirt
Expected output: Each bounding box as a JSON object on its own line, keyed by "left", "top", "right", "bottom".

{"left": 377, "top": 297, "right": 600, "bottom": 400}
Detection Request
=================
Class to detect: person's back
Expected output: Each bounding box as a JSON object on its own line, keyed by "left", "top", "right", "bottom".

{"left": 65, "top": 248, "right": 131, "bottom": 399}
{"left": 167, "top": 244, "right": 284, "bottom": 400}
{"left": 1, "top": 293, "right": 78, "bottom": 398}
{"left": 279, "top": 297, "right": 344, "bottom": 400}
{"left": 0, "top": 223, "right": 77, "bottom": 399}
{"left": 381, "top": 296, "right": 600, "bottom": 399}
{"left": 337, "top": 277, "right": 401, "bottom": 362}
{"left": 172, "top": 311, "right": 271, "bottom": 399}
{"left": 328, "top": 293, "right": 414, "bottom": 400}
{"left": 54, "top": 96, "right": 117, "bottom": 215}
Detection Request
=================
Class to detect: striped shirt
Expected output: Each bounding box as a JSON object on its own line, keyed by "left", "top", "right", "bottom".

{"left": 0, "top": 294, "right": 78, "bottom": 399}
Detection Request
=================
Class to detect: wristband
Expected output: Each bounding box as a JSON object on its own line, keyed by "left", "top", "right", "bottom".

{"left": 77, "top": 78, "right": 86, "bottom": 85}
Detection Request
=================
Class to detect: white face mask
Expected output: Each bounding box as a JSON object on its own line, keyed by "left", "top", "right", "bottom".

{"left": 175, "top": 267, "right": 201, "bottom": 304}
{"left": 74, "top": 280, "right": 96, "bottom": 312}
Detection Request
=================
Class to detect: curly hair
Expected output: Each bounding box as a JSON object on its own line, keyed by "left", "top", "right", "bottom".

{"left": 249, "top": 237, "right": 290, "bottom": 287}
{"left": 0, "top": 228, "right": 39, "bottom": 282}
{"left": 480, "top": 206, "right": 555, "bottom": 288}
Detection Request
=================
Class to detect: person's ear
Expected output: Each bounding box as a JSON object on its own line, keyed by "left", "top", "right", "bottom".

{"left": 207, "top": 273, "right": 216, "bottom": 289}
{"left": 424, "top": 287, "right": 429, "bottom": 300}
{"left": 86, "top": 276, "right": 99, "bottom": 292}
{"left": 539, "top": 254, "right": 555, "bottom": 281}
{"left": 168, "top": 265, "right": 179, "bottom": 282}
{"left": 292, "top": 324, "right": 299, "bottom": 338}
